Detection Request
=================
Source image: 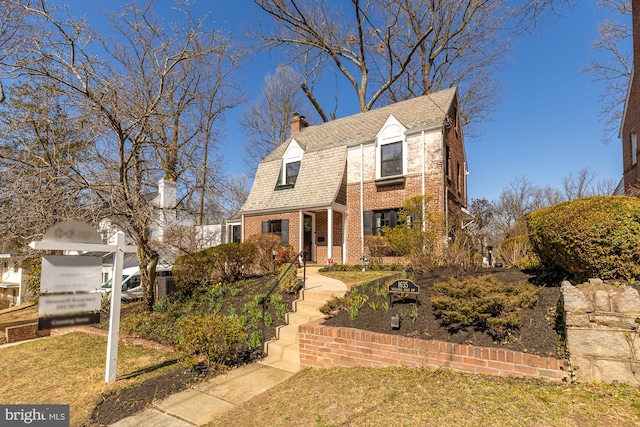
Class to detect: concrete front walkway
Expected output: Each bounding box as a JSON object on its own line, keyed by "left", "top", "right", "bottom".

{"left": 111, "top": 363, "right": 294, "bottom": 427}
{"left": 111, "top": 265, "right": 347, "bottom": 426}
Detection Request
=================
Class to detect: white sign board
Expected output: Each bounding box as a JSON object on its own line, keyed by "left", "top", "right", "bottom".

{"left": 40, "top": 255, "right": 102, "bottom": 293}
{"left": 39, "top": 293, "right": 102, "bottom": 316}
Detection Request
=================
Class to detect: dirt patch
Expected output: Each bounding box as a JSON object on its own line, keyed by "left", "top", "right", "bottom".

{"left": 322, "top": 267, "right": 562, "bottom": 357}
{"left": 91, "top": 366, "right": 200, "bottom": 425}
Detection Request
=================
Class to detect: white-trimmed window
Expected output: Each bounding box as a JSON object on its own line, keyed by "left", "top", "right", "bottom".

{"left": 632, "top": 132, "right": 637, "bottom": 166}
{"left": 376, "top": 115, "right": 407, "bottom": 179}
{"left": 279, "top": 140, "right": 303, "bottom": 187}
{"left": 262, "top": 219, "right": 289, "bottom": 244}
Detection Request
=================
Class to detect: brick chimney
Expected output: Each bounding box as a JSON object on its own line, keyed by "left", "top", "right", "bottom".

{"left": 290, "top": 113, "right": 309, "bottom": 137}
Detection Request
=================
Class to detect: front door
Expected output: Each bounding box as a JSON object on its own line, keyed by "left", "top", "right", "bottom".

{"left": 303, "top": 214, "right": 313, "bottom": 262}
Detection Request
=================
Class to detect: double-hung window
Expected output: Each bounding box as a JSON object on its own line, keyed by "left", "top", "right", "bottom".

{"left": 262, "top": 219, "right": 289, "bottom": 245}
{"left": 285, "top": 160, "right": 301, "bottom": 185}
{"left": 278, "top": 141, "right": 303, "bottom": 188}
{"left": 363, "top": 209, "right": 398, "bottom": 236}
{"left": 380, "top": 142, "right": 403, "bottom": 177}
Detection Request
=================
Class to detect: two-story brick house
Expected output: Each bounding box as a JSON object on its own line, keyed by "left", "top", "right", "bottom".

{"left": 621, "top": 0, "right": 640, "bottom": 195}
{"left": 238, "top": 87, "right": 468, "bottom": 265}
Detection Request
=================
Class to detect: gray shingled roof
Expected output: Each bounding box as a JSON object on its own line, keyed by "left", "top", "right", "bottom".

{"left": 240, "top": 88, "right": 457, "bottom": 214}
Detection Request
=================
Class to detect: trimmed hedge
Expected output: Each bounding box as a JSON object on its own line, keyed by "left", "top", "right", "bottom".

{"left": 173, "top": 242, "right": 257, "bottom": 294}
{"left": 527, "top": 196, "right": 640, "bottom": 281}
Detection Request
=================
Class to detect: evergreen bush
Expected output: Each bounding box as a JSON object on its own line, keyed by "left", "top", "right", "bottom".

{"left": 527, "top": 196, "right": 640, "bottom": 281}
{"left": 173, "top": 314, "right": 246, "bottom": 369}
{"left": 431, "top": 275, "right": 538, "bottom": 340}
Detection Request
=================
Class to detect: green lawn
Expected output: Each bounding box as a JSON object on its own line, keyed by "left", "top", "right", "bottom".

{"left": 209, "top": 367, "right": 640, "bottom": 426}
{"left": 0, "top": 332, "right": 181, "bottom": 426}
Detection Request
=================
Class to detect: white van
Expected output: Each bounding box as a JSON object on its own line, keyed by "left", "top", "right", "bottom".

{"left": 101, "top": 265, "right": 172, "bottom": 302}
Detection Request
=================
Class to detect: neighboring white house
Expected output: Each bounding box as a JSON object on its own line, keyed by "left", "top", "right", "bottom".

{"left": 0, "top": 254, "right": 29, "bottom": 307}
{"left": 2, "top": 178, "right": 235, "bottom": 305}
{"left": 97, "top": 177, "right": 233, "bottom": 284}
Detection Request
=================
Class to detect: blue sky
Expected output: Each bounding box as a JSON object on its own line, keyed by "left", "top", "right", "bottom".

{"left": 63, "top": 1, "right": 628, "bottom": 203}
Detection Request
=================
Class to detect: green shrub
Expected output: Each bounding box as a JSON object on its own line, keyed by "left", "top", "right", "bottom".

{"left": 431, "top": 275, "right": 539, "bottom": 340}
{"left": 527, "top": 196, "right": 640, "bottom": 281}
{"left": 213, "top": 242, "right": 257, "bottom": 281}
{"left": 173, "top": 248, "right": 218, "bottom": 295}
{"left": 380, "top": 195, "right": 444, "bottom": 268}
{"left": 174, "top": 242, "right": 257, "bottom": 293}
{"left": 174, "top": 314, "right": 246, "bottom": 370}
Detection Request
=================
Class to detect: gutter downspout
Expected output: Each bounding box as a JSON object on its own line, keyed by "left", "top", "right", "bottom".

{"left": 421, "top": 130, "right": 426, "bottom": 232}
{"left": 442, "top": 129, "right": 448, "bottom": 244}
{"left": 360, "top": 143, "right": 365, "bottom": 258}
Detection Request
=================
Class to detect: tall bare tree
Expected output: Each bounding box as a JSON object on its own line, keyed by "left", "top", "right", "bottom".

{"left": 0, "top": 79, "right": 98, "bottom": 250}
{"left": 1, "top": 0, "right": 242, "bottom": 309}
{"left": 242, "top": 65, "right": 317, "bottom": 172}
{"left": 586, "top": 0, "right": 632, "bottom": 143}
{"left": 253, "top": 0, "right": 574, "bottom": 130}
{"left": 0, "top": 1, "right": 28, "bottom": 103}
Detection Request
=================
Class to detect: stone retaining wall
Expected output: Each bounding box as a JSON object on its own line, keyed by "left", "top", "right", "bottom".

{"left": 562, "top": 279, "right": 640, "bottom": 385}
{"left": 299, "top": 319, "right": 568, "bottom": 382}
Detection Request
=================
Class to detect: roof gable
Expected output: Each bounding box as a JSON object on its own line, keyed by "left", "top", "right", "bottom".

{"left": 241, "top": 87, "right": 458, "bottom": 214}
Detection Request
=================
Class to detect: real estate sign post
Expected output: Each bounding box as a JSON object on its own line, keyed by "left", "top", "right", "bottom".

{"left": 30, "top": 221, "right": 137, "bottom": 383}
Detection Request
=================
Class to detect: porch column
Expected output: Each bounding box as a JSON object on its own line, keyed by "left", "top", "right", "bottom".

{"left": 298, "top": 210, "right": 304, "bottom": 255}
{"left": 327, "top": 207, "right": 333, "bottom": 264}
{"left": 342, "top": 213, "right": 347, "bottom": 264}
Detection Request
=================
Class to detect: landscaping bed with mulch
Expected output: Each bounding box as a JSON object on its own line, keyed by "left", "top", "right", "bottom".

{"left": 322, "top": 267, "right": 563, "bottom": 357}
{"left": 91, "top": 274, "right": 299, "bottom": 426}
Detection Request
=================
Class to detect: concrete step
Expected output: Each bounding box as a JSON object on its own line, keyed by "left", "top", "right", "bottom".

{"left": 284, "top": 309, "right": 322, "bottom": 326}
{"left": 264, "top": 340, "right": 300, "bottom": 365}
{"left": 299, "top": 289, "right": 345, "bottom": 303}
{"left": 272, "top": 323, "right": 299, "bottom": 344}
{"left": 292, "top": 298, "right": 327, "bottom": 313}
{"left": 259, "top": 357, "right": 300, "bottom": 373}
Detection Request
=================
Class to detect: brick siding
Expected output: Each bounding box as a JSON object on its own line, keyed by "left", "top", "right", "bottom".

{"left": 622, "top": 2, "right": 640, "bottom": 195}
{"left": 299, "top": 319, "right": 568, "bottom": 382}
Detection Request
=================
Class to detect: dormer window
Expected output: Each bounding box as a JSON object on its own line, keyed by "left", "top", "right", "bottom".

{"left": 376, "top": 115, "right": 407, "bottom": 183}
{"left": 286, "top": 160, "right": 300, "bottom": 185}
{"left": 278, "top": 140, "right": 304, "bottom": 189}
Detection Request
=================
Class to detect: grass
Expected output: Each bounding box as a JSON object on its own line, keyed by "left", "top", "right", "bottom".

{"left": 0, "top": 332, "right": 181, "bottom": 427}
{"left": 0, "top": 302, "right": 38, "bottom": 325}
{"left": 209, "top": 367, "right": 640, "bottom": 426}
{"left": 319, "top": 270, "right": 396, "bottom": 286}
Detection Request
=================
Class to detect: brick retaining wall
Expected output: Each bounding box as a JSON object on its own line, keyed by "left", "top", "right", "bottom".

{"left": 299, "top": 319, "right": 569, "bottom": 382}
{"left": 5, "top": 322, "right": 50, "bottom": 343}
